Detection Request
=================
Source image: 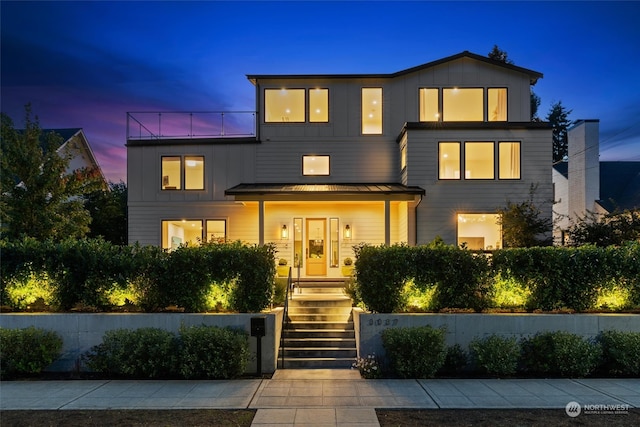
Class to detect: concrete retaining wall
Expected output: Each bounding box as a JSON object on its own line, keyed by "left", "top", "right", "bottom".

{"left": 0, "top": 309, "right": 284, "bottom": 374}
{"left": 357, "top": 313, "right": 640, "bottom": 358}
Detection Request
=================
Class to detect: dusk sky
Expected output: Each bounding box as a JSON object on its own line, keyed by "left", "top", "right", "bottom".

{"left": 2, "top": 1, "right": 639, "bottom": 183}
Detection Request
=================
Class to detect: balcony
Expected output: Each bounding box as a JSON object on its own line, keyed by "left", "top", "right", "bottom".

{"left": 126, "top": 111, "right": 257, "bottom": 141}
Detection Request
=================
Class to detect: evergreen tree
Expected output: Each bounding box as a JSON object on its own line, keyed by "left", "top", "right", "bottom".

{"left": 0, "top": 105, "right": 103, "bottom": 241}
{"left": 546, "top": 101, "right": 573, "bottom": 162}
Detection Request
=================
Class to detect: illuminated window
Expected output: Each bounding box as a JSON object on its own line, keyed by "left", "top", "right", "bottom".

{"left": 265, "top": 89, "right": 305, "bottom": 122}
{"left": 303, "top": 155, "right": 329, "bottom": 175}
{"left": 457, "top": 213, "right": 502, "bottom": 250}
{"left": 206, "top": 219, "right": 226, "bottom": 243}
{"left": 465, "top": 142, "right": 494, "bottom": 179}
{"left": 488, "top": 88, "right": 507, "bottom": 121}
{"left": 400, "top": 144, "right": 407, "bottom": 170}
{"left": 184, "top": 156, "right": 204, "bottom": 190}
{"left": 499, "top": 142, "right": 520, "bottom": 179}
{"left": 161, "top": 156, "right": 181, "bottom": 190}
{"left": 443, "top": 88, "right": 483, "bottom": 121}
{"left": 162, "top": 220, "right": 203, "bottom": 250}
{"left": 362, "top": 88, "right": 382, "bottom": 134}
{"left": 419, "top": 88, "right": 439, "bottom": 121}
{"left": 439, "top": 142, "right": 461, "bottom": 179}
{"left": 309, "top": 88, "right": 328, "bottom": 122}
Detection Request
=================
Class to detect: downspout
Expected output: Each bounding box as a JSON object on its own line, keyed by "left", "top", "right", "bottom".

{"left": 413, "top": 194, "right": 424, "bottom": 246}
{"left": 255, "top": 80, "right": 260, "bottom": 141}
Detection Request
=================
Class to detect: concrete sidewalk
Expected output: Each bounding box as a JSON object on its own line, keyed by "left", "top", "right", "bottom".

{"left": 1, "top": 370, "right": 638, "bottom": 426}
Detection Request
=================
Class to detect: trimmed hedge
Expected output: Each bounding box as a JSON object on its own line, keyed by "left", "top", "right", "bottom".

{"left": 0, "top": 327, "right": 63, "bottom": 378}
{"left": 521, "top": 331, "right": 602, "bottom": 377}
{"left": 1, "top": 238, "right": 276, "bottom": 313}
{"left": 469, "top": 335, "right": 520, "bottom": 376}
{"left": 354, "top": 242, "right": 640, "bottom": 313}
{"left": 83, "top": 326, "right": 249, "bottom": 379}
{"left": 381, "top": 325, "right": 447, "bottom": 378}
{"left": 597, "top": 330, "right": 640, "bottom": 376}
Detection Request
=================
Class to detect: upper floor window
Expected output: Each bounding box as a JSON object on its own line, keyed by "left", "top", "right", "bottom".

{"left": 439, "top": 142, "right": 461, "bottom": 179}
{"left": 499, "top": 142, "right": 520, "bottom": 179}
{"left": 465, "top": 142, "right": 494, "bottom": 179}
{"left": 362, "top": 88, "right": 382, "bottom": 134}
{"left": 303, "top": 155, "right": 330, "bottom": 175}
{"left": 488, "top": 88, "right": 507, "bottom": 121}
{"left": 419, "top": 88, "right": 439, "bottom": 121}
{"left": 265, "top": 89, "right": 305, "bottom": 122}
{"left": 443, "top": 88, "right": 483, "bottom": 121}
{"left": 400, "top": 144, "right": 407, "bottom": 170}
{"left": 309, "top": 88, "right": 329, "bottom": 122}
{"left": 162, "top": 155, "right": 204, "bottom": 190}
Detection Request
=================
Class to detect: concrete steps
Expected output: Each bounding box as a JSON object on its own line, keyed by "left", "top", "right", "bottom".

{"left": 279, "top": 280, "right": 356, "bottom": 369}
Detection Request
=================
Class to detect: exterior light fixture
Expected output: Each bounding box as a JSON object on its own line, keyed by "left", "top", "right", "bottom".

{"left": 281, "top": 224, "right": 288, "bottom": 239}
{"left": 344, "top": 224, "right": 351, "bottom": 239}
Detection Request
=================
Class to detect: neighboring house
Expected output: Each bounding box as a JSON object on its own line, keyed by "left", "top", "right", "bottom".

{"left": 553, "top": 120, "right": 640, "bottom": 244}
{"left": 42, "top": 128, "right": 106, "bottom": 184}
{"left": 127, "top": 51, "right": 552, "bottom": 277}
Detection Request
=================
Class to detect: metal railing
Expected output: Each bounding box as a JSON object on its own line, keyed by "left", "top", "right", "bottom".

{"left": 126, "top": 111, "right": 257, "bottom": 140}
{"left": 279, "top": 267, "right": 293, "bottom": 369}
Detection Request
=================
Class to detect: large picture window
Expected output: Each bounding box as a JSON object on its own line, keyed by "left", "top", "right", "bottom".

{"left": 265, "top": 89, "right": 305, "bottom": 122}
{"left": 419, "top": 88, "right": 439, "bottom": 122}
{"left": 499, "top": 142, "right": 520, "bottom": 179}
{"left": 362, "top": 88, "right": 382, "bottom": 134}
{"left": 443, "top": 88, "right": 483, "bottom": 121}
{"left": 464, "top": 142, "right": 494, "bottom": 179}
{"left": 162, "top": 220, "right": 203, "bottom": 250}
{"left": 439, "top": 142, "right": 461, "bottom": 179}
{"left": 309, "top": 88, "right": 328, "bottom": 122}
{"left": 457, "top": 213, "right": 502, "bottom": 250}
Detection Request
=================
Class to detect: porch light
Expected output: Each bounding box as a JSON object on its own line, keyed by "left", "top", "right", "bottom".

{"left": 281, "top": 224, "right": 288, "bottom": 239}
{"left": 344, "top": 224, "right": 351, "bottom": 239}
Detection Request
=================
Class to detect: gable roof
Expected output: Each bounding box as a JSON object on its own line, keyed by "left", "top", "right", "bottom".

{"left": 597, "top": 162, "right": 640, "bottom": 212}
{"left": 247, "top": 51, "right": 543, "bottom": 85}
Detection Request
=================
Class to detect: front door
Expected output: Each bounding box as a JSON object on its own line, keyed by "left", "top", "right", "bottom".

{"left": 306, "top": 218, "right": 326, "bottom": 276}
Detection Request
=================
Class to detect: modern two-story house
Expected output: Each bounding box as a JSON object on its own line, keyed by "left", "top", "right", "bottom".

{"left": 127, "top": 51, "right": 552, "bottom": 278}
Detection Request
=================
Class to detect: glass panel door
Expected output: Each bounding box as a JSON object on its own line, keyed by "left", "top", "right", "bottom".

{"left": 306, "top": 218, "right": 326, "bottom": 276}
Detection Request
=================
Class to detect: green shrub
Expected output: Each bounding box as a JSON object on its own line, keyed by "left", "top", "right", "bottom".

{"left": 521, "top": 331, "right": 602, "bottom": 377}
{"left": 469, "top": 335, "right": 520, "bottom": 376}
{"left": 381, "top": 326, "right": 446, "bottom": 378}
{"left": 438, "top": 344, "right": 468, "bottom": 376}
{"left": 0, "top": 327, "right": 63, "bottom": 378}
{"left": 597, "top": 330, "right": 640, "bottom": 376}
{"left": 178, "top": 325, "right": 249, "bottom": 379}
{"left": 83, "top": 328, "right": 178, "bottom": 378}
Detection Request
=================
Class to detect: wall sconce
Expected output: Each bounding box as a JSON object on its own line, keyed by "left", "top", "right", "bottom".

{"left": 281, "top": 224, "right": 288, "bottom": 239}
{"left": 344, "top": 224, "right": 351, "bottom": 239}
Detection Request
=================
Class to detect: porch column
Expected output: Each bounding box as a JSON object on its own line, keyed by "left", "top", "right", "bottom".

{"left": 384, "top": 200, "right": 390, "bottom": 246}
{"left": 258, "top": 200, "right": 265, "bottom": 246}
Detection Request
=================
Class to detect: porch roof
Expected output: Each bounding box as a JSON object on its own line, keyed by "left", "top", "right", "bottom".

{"left": 225, "top": 183, "right": 425, "bottom": 201}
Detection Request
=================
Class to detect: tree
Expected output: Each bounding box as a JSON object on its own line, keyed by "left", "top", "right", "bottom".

{"left": 497, "top": 184, "right": 553, "bottom": 247}
{"left": 85, "top": 181, "right": 128, "bottom": 245}
{"left": 546, "top": 101, "right": 573, "bottom": 162}
{"left": 0, "top": 105, "right": 103, "bottom": 241}
{"left": 568, "top": 209, "right": 640, "bottom": 247}
{"left": 488, "top": 45, "right": 540, "bottom": 121}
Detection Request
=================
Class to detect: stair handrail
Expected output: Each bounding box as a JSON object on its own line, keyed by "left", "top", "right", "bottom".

{"left": 280, "top": 266, "right": 292, "bottom": 369}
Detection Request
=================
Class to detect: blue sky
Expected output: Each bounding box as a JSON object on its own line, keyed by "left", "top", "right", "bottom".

{"left": 2, "top": 1, "right": 639, "bottom": 182}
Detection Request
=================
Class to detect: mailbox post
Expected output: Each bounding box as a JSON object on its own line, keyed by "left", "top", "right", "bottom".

{"left": 251, "top": 316, "right": 266, "bottom": 376}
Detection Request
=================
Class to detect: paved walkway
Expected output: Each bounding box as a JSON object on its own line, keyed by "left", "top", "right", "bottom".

{"left": 1, "top": 370, "right": 638, "bottom": 426}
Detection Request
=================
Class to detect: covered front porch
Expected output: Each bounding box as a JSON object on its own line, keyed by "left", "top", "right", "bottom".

{"left": 225, "top": 184, "right": 424, "bottom": 278}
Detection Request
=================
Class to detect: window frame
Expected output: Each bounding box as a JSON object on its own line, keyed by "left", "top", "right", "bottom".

{"left": 264, "top": 88, "right": 306, "bottom": 123}
{"left": 161, "top": 156, "right": 182, "bottom": 190}
{"left": 498, "top": 141, "right": 521, "bottom": 180}
{"left": 456, "top": 212, "right": 503, "bottom": 251}
{"left": 184, "top": 155, "right": 205, "bottom": 191}
{"left": 308, "top": 88, "right": 329, "bottom": 123}
{"left": 161, "top": 155, "right": 205, "bottom": 191}
{"left": 464, "top": 141, "right": 495, "bottom": 180}
{"left": 302, "top": 155, "right": 330, "bottom": 176}
{"left": 438, "top": 142, "right": 461, "bottom": 180}
{"left": 419, "top": 87, "right": 440, "bottom": 122}
{"left": 442, "top": 87, "right": 484, "bottom": 122}
{"left": 361, "top": 87, "right": 383, "bottom": 135}
{"left": 161, "top": 219, "right": 204, "bottom": 250}
{"left": 488, "top": 88, "right": 508, "bottom": 122}
{"left": 206, "top": 219, "right": 227, "bottom": 243}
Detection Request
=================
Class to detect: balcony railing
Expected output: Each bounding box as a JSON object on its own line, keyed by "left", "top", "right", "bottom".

{"left": 126, "top": 111, "right": 257, "bottom": 140}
